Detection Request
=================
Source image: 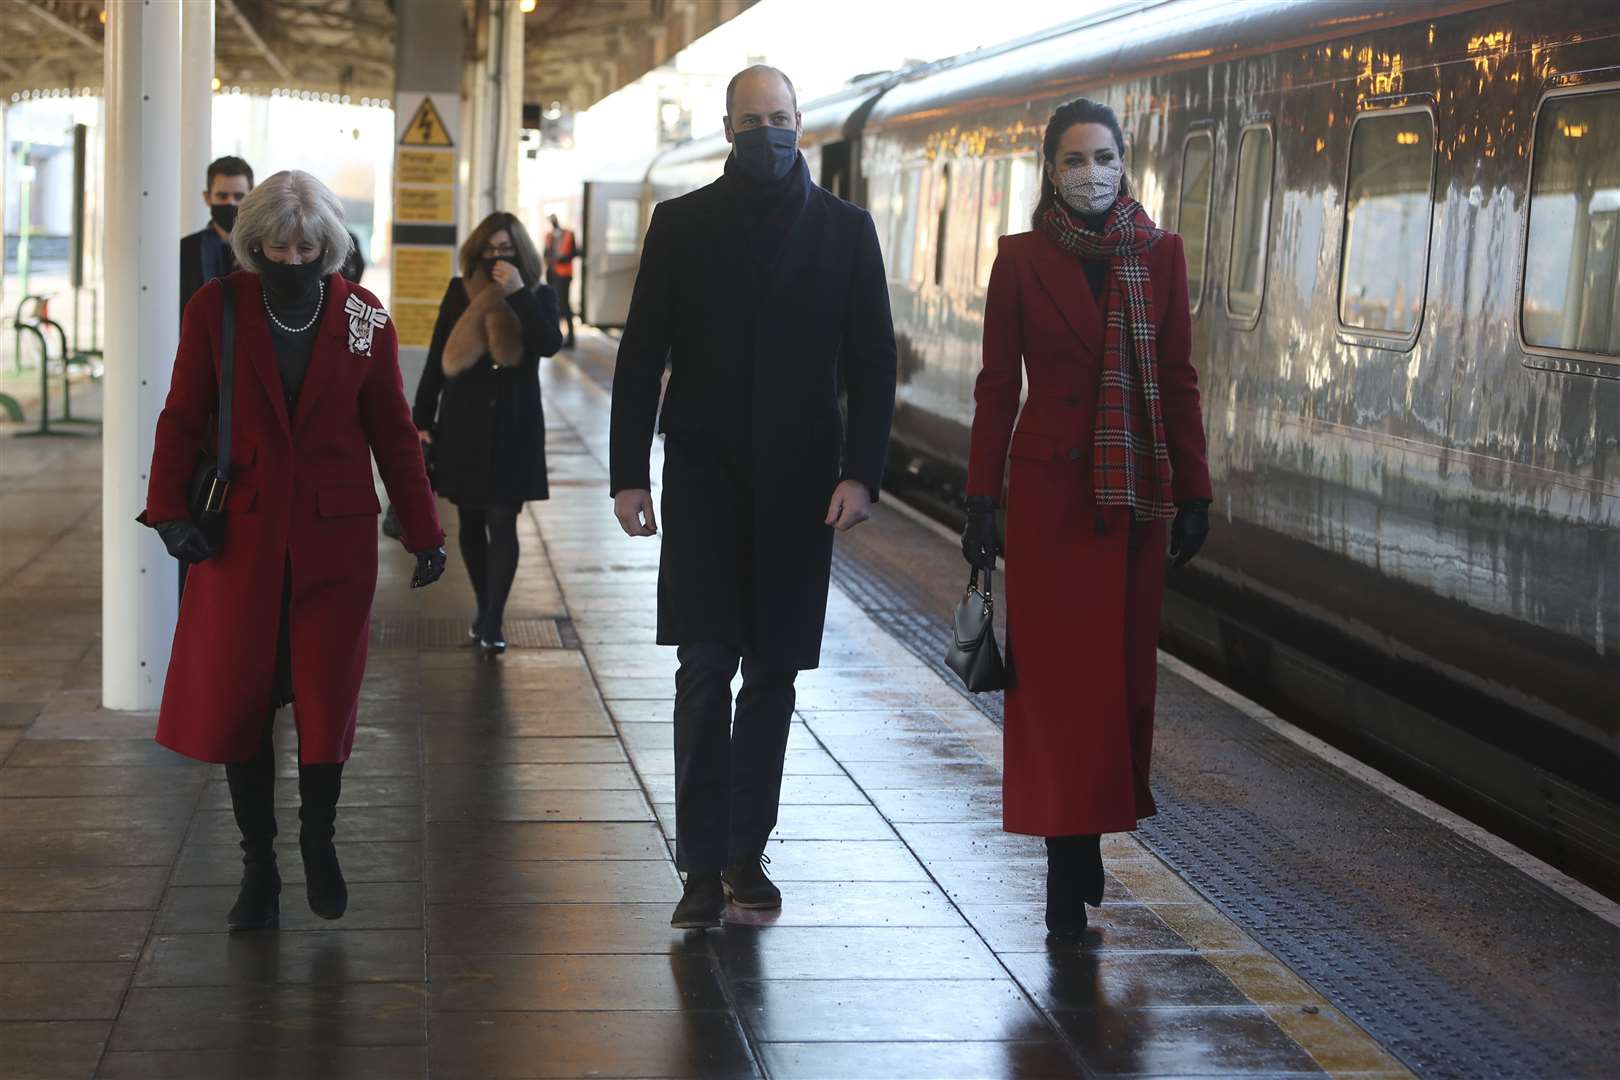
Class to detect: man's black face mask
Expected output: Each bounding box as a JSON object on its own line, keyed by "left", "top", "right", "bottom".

{"left": 210, "top": 203, "right": 239, "bottom": 233}
{"left": 732, "top": 125, "right": 798, "bottom": 183}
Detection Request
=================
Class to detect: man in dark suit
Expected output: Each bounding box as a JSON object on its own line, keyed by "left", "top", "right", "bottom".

{"left": 610, "top": 65, "right": 897, "bottom": 930}
{"left": 179, "top": 156, "right": 254, "bottom": 325}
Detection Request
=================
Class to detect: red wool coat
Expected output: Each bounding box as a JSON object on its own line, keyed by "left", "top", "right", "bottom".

{"left": 144, "top": 272, "right": 443, "bottom": 764}
{"left": 967, "top": 228, "right": 1211, "bottom": 837}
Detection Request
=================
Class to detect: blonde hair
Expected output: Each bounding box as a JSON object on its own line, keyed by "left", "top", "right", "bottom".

{"left": 231, "top": 169, "right": 353, "bottom": 276}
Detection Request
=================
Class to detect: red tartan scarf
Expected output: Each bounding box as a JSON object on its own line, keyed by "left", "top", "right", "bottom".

{"left": 1038, "top": 197, "right": 1175, "bottom": 523}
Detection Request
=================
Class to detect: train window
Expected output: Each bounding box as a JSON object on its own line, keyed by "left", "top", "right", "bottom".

{"left": 975, "top": 155, "right": 1041, "bottom": 288}
{"left": 933, "top": 164, "right": 952, "bottom": 287}
{"left": 943, "top": 159, "right": 983, "bottom": 293}
{"left": 1522, "top": 88, "right": 1620, "bottom": 358}
{"left": 1339, "top": 109, "right": 1436, "bottom": 339}
{"left": 912, "top": 165, "right": 943, "bottom": 286}
{"left": 1176, "top": 131, "right": 1214, "bottom": 312}
{"left": 604, "top": 199, "right": 640, "bottom": 256}
{"left": 892, "top": 166, "right": 925, "bottom": 283}
{"left": 1226, "top": 124, "right": 1275, "bottom": 322}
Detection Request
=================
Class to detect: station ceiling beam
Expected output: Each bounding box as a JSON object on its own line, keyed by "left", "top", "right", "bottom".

{"left": 219, "top": 0, "right": 292, "bottom": 81}
{"left": 15, "top": 0, "right": 100, "bottom": 51}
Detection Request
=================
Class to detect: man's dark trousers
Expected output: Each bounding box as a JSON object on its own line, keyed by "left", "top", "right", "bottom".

{"left": 672, "top": 643, "right": 797, "bottom": 872}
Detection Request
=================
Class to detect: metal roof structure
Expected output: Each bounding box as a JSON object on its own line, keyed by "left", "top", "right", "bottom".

{"left": 1, "top": 0, "right": 757, "bottom": 107}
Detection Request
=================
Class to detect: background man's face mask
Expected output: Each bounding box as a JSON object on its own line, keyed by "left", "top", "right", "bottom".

{"left": 210, "top": 203, "right": 239, "bottom": 232}
{"left": 1057, "top": 161, "right": 1123, "bottom": 216}
{"left": 732, "top": 125, "right": 798, "bottom": 183}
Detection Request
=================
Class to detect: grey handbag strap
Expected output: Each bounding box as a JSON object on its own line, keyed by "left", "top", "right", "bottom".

{"left": 217, "top": 279, "right": 235, "bottom": 483}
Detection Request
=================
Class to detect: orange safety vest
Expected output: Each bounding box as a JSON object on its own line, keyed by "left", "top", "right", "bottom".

{"left": 548, "top": 229, "right": 576, "bottom": 279}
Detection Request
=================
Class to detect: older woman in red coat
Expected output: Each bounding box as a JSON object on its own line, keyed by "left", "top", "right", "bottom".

{"left": 962, "top": 99, "right": 1212, "bottom": 939}
{"left": 142, "top": 170, "right": 445, "bottom": 931}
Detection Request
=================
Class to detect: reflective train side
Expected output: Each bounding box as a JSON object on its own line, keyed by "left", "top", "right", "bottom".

{"left": 590, "top": 0, "right": 1620, "bottom": 889}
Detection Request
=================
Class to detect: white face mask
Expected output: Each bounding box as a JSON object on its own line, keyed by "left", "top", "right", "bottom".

{"left": 1057, "top": 162, "right": 1123, "bottom": 216}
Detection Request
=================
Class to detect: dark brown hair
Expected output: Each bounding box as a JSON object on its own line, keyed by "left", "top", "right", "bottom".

{"left": 459, "top": 211, "right": 542, "bottom": 287}
{"left": 1032, "top": 98, "right": 1133, "bottom": 229}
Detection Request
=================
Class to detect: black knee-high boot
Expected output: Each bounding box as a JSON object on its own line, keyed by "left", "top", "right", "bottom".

{"left": 223, "top": 733, "right": 281, "bottom": 931}
{"left": 298, "top": 762, "right": 347, "bottom": 919}
{"left": 1044, "top": 834, "right": 1103, "bottom": 938}
{"left": 1044, "top": 837, "right": 1085, "bottom": 938}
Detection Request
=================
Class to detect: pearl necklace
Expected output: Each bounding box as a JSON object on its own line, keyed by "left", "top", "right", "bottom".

{"left": 263, "top": 279, "right": 325, "bottom": 334}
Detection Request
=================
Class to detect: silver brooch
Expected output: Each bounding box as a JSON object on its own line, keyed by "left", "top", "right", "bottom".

{"left": 344, "top": 294, "right": 388, "bottom": 356}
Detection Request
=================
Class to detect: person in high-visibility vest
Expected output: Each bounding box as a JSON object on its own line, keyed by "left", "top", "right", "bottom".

{"left": 544, "top": 214, "right": 577, "bottom": 349}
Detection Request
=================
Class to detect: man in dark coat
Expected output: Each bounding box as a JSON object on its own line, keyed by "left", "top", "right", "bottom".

{"left": 180, "top": 156, "right": 253, "bottom": 325}
{"left": 610, "top": 65, "right": 896, "bottom": 930}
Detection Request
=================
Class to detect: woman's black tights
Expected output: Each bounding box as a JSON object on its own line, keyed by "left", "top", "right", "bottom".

{"left": 458, "top": 503, "right": 522, "bottom": 640}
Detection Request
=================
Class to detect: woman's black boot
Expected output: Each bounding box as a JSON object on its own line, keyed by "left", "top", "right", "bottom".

{"left": 1078, "top": 833, "right": 1104, "bottom": 907}
{"left": 298, "top": 763, "right": 348, "bottom": 920}
{"left": 224, "top": 754, "right": 281, "bottom": 931}
{"left": 1044, "top": 836, "right": 1087, "bottom": 939}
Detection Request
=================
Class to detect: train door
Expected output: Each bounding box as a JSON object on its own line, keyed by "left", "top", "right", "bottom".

{"left": 580, "top": 180, "right": 645, "bottom": 331}
{"left": 818, "top": 140, "right": 852, "bottom": 200}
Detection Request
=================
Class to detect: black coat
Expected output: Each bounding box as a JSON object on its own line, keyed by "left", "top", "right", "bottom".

{"left": 413, "top": 278, "right": 563, "bottom": 506}
{"left": 179, "top": 227, "right": 233, "bottom": 327}
{"left": 609, "top": 156, "right": 897, "bottom": 671}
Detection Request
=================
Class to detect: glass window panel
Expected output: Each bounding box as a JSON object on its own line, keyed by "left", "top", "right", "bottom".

{"left": 1523, "top": 90, "right": 1620, "bottom": 356}
{"left": 1177, "top": 132, "right": 1214, "bottom": 310}
{"left": 944, "top": 159, "right": 982, "bottom": 292}
{"left": 976, "top": 157, "right": 1012, "bottom": 288}
{"left": 893, "top": 166, "right": 924, "bottom": 283}
{"left": 1227, "top": 126, "right": 1274, "bottom": 319}
{"left": 1339, "top": 112, "right": 1435, "bottom": 335}
{"left": 604, "top": 199, "right": 640, "bottom": 255}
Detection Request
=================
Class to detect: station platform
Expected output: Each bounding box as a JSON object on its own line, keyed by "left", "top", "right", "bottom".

{"left": 1, "top": 335, "right": 1616, "bottom": 1080}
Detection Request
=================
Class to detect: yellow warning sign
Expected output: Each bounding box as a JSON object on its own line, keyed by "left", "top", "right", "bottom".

{"left": 393, "top": 246, "right": 455, "bottom": 302}
{"left": 396, "top": 186, "right": 456, "bottom": 224}
{"left": 396, "top": 148, "right": 456, "bottom": 186}
{"left": 393, "top": 300, "right": 441, "bottom": 349}
{"left": 400, "top": 96, "right": 453, "bottom": 147}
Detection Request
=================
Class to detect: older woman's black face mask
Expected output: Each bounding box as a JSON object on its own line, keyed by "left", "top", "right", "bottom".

{"left": 259, "top": 256, "right": 324, "bottom": 308}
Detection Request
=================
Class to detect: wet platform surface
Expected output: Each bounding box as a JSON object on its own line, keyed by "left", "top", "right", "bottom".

{"left": 0, "top": 341, "right": 1613, "bottom": 1079}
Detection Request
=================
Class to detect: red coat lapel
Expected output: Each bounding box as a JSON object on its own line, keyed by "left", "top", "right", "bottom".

{"left": 1025, "top": 231, "right": 1101, "bottom": 359}
{"left": 232, "top": 272, "right": 292, "bottom": 441}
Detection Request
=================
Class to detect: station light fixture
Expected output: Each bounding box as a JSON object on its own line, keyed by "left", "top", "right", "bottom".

{"left": 1560, "top": 122, "right": 1588, "bottom": 139}
{"left": 519, "top": 0, "right": 538, "bottom": 11}
{"left": 212, "top": 76, "right": 222, "bottom": 91}
{"left": 1395, "top": 130, "right": 1420, "bottom": 146}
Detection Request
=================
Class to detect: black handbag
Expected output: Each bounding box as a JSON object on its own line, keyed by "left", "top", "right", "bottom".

{"left": 186, "top": 279, "right": 236, "bottom": 550}
{"left": 945, "top": 567, "right": 1007, "bottom": 693}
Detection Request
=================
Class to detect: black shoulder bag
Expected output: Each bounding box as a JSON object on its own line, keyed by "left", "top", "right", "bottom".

{"left": 945, "top": 567, "right": 1007, "bottom": 693}
{"left": 186, "top": 279, "right": 236, "bottom": 549}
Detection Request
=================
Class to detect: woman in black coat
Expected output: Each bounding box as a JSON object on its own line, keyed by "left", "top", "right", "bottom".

{"left": 413, "top": 212, "right": 563, "bottom": 654}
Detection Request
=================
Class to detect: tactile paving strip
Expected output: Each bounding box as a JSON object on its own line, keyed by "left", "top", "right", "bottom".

{"left": 370, "top": 616, "right": 574, "bottom": 649}
{"left": 829, "top": 543, "right": 1619, "bottom": 1080}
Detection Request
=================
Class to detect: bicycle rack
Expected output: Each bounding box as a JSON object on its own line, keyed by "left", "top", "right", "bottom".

{"left": 12, "top": 294, "right": 100, "bottom": 437}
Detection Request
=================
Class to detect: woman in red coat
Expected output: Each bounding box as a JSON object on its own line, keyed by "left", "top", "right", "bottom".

{"left": 962, "top": 100, "right": 1212, "bottom": 939}
{"left": 142, "top": 170, "right": 445, "bottom": 931}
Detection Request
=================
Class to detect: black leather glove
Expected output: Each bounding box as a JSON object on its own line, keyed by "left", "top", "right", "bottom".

{"left": 960, "top": 495, "right": 1000, "bottom": 571}
{"left": 153, "top": 519, "right": 214, "bottom": 563}
{"left": 1169, "top": 500, "right": 1210, "bottom": 569}
{"left": 411, "top": 546, "right": 447, "bottom": 588}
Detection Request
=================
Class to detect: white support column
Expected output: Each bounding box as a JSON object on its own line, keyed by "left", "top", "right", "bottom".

{"left": 103, "top": 0, "right": 182, "bottom": 711}
{"left": 179, "top": 0, "right": 215, "bottom": 218}
{"left": 494, "top": 0, "right": 524, "bottom": 214}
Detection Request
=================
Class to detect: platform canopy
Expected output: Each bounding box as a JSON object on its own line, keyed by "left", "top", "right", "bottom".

{"left": 1, "top": 0, "right": 757, "bottom": 107}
